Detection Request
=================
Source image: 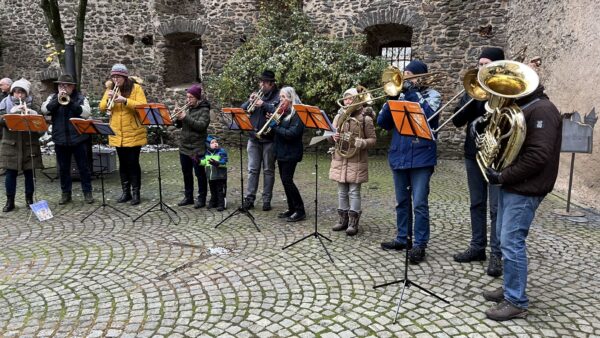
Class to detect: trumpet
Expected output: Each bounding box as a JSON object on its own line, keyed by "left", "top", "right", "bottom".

{"left": 58, "top": 90, "right": 70, "bottom": 105}
{"left": 256, "top": 100, "right": 288, "bottom": 139}
{"left": 105, "top": 80, "right": 121, "bottom": 113}
{"left": 170, "top": 102, "right": 191, "bottom": 120}
{"left": 247, "top": 88, "right": 264, "bottom": 113}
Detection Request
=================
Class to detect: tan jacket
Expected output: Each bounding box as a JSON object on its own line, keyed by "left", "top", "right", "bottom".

{"left": 328, "top": 107, "right": 376, "bottom": 183}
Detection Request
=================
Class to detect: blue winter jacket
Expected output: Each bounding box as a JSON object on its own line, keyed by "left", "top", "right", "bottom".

{"left": 377, "top": 87, "right": 442, "bottom": 169}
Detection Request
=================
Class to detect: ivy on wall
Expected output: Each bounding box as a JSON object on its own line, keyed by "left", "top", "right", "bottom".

{"left": 206, "top": 1, "right": 388, "bottom": 116}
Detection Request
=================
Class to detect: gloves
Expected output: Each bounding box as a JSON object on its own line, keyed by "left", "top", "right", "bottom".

{"left": 354, "top": 138, "right": 367, "bottom": 149}
{"left": 209, "top": 158, "right": 219, "bottom": 166}
{"left": 401, "top": 80, "right": 415, "bottom": 93}
{"left": 469, "top": 116, "right": 485, "bottom": 139}
{"left": 486, "top": 167, "right": 502, "bottom": 185}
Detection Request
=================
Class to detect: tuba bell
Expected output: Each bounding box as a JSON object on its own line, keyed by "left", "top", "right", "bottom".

{"left": 473, "top": 60, "right": 539, "bottom": 181}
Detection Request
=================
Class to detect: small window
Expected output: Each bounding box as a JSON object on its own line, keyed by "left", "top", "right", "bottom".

{"left": 380, "top": 44, "right": 412, "bottom": 70}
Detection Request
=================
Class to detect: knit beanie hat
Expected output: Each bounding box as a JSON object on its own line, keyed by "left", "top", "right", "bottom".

{"left": 10, "top": 78, "right": 31, "bottom": 95}
{"left": 111, "top": 63, "right": 129, "bottom": 77}
{"left": 205, "top": 135, "right": 218, "bottom": 147}
{"left": 479, "top": 47, "right": 505, "bottom": 62}
{"left": 405, "top": 60, "right": 428, "bottom": 74}
{"left": 187, "top": 84, "right": 203, "bottom": 100}
{"left": 343, "top": 88, "right": 358, "bottom": 98}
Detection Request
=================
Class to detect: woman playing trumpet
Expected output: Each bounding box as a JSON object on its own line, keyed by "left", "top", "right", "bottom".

{"left": 99, "top": 63, "right": 147, "bottom": 205}
{"left": 174, "top": 84, "right": 211, "bottom": 208}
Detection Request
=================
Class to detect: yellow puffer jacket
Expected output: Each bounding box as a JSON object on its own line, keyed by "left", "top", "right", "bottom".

{"left": 99, "top": 83, "right": 148, "bottom": 147}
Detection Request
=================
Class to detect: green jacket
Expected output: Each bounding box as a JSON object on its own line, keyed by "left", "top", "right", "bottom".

{"left": 0, "top": 96, "right": 43, "bottom": 171}
{"left": 176, "top": 100, "right": 211, "bottom": 156}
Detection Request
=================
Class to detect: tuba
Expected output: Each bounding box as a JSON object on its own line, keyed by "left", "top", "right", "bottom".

{"left": 474, "top": 60, "right": 539, "bottom": 181}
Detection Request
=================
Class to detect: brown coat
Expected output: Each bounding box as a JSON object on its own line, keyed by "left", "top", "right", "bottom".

{"left": 328, "top": 107, "right": 376, "bottom": 183}
{"left": 0, "top": 98, "right": 43, "bottom": 171}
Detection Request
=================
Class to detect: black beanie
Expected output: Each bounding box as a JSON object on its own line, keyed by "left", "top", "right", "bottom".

{"left": 479, "top": 47, "right": 505, "bottom": 62}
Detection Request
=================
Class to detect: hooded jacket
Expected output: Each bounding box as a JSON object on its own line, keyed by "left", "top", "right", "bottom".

{"left": 498, "top": 86, "right": 562, "bottom": 196}
{"left": 0, "top": 96, "right": 43, "bottom": 171}
{"left": 201, "top": 135, "right": 228, "bottom": 181}
{"left": 175, "top": 100, "right": 211, "bottom": 156}
{"left": 99, "top": 82, "right": 147, "bottom": 147}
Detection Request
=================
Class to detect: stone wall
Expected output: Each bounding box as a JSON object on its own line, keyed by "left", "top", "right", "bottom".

{"left": 507, "top": 0, "right": 600, "bottom": 210}
{"left": 1, "top": 0, "right": 511, "bottom": 157}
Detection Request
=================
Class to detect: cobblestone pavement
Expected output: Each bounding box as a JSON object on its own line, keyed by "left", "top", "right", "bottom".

{"left": 1, "top": 149, "right": 599, "bottom": 337}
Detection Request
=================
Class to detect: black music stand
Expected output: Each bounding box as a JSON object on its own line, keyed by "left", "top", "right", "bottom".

{"left": 71, "top": 119, "right": 129, "bottom": 222}
{"left": 282, "top": 105, "right": 335, "bottom": 262}
{"left": 373, "top": 100, "right": 448, "bottom": 323}
{"left": 132, "top": 103, "right": 179, "bottom": 224}
{"left": 214, "top": 108, "right": 259, "bottom": 231}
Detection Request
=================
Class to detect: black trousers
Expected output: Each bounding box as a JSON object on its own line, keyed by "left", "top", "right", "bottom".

{"left": 116, "top": 146, "right": 142, "bottom": 188}
{"left": 179, "top": 152, "right": 207, "bottom": 199}
{"left": 278, "top": 160, "right": 304, "bottom": 213}
{"left": 208, "top": 179, "right": 227, "bottom": 207}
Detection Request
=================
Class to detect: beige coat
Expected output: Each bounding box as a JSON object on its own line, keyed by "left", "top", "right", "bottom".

{"left": 328, "top": 107, "right": 376, "bottom": 183}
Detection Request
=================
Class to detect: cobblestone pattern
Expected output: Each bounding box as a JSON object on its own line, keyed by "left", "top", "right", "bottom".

{"left": 0, "top": 149, "right": 598, "bottom": 337}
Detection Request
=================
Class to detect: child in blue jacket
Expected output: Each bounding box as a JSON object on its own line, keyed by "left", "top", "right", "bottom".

{"left": 200, "top": 135, "right": 228, "bottom": 211}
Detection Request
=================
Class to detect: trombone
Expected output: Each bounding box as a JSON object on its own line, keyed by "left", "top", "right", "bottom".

{"left": 337, "top": 66, "right": 437, "bottom": 110}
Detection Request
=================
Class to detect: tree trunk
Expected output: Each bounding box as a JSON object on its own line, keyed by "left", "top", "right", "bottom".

{"left": 75, "top": 0, "right": 88, "bottom": 90}
{"left": 40, "top": 0, "right": 66, "bottom": 71}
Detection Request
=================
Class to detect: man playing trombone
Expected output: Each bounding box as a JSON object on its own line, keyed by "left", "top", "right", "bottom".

{"left": 240, "top": 70, "right": 279, "bottom": 211}
{"left": 451, "top": 47, "right": 505, "bottom": 277}
{"left": 378, "top": 60, "right": 441, "bottom": 264}
{"left": 173, "top": 84, "right": 211, "bottom": 208}
{"left": 41, "top": 74, "right": 94, "bottom": 205}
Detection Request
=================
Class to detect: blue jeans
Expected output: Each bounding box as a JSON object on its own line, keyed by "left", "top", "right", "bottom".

{"left": 246, "top": 140, "right": 275, "bottom": 204}
{"left": 5, "top": 169, "right": 34, "bottom": 196}
{"left": 497, "top": 189, "right": 544, "bottom": 309}
{"left": 179, "top": 152, "right": 207, "bottom": 199}
{"left": 55, "top": 143, "right": 92, "bottom": 193}
{"left": 465, "top": 158, "right": 500, "bottom": 256}
{"left": 392, "top": 166, "right": 434, "bottom": 248}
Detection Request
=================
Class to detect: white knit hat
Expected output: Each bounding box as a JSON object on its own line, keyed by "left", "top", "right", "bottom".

{"left": 11, "top": 78, "right": 32, "bottom": 95}
{"left": 343, "top": 88, "right": 358, "bottom": 97}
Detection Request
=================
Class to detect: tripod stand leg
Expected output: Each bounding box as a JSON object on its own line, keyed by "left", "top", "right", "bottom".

{"left": 214, "top": 208, "right": 241, "bottom": 228}
{"left": 81, "top": 204, "right": 103, "bottom": 222}
{"left": 394, "top": 280, "right": 410, "bottom": 323}
{"left": 408, "top": 281, "right": 450, "bottom": 304}
{"left": 282, "top": 232, "right": 314, "bottom": 249}
{"left": 316, "top": 233, "right": 334, "bottom": 263}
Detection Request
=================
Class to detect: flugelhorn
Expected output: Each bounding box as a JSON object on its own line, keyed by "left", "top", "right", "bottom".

{"left": 256, "top": 100, "right": 288, "bottom": 139}
{"left": 247, "top": 88, "right": 264, "bottom": 113}
{"left": 18, "top": 98, "right": 30, "bottom": 115}
{"left": 58, "top": 90, "right": 70, "bottom": 105}
{"left": 170, "top": 102, "right": 191, "bottom": 120}
{"left": 105, "top": 80, "right": 120, "bottom": 113}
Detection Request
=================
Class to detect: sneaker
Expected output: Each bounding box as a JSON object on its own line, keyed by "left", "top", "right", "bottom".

{"left": 278, "top": 210, "right": 294, "bottom": 218}
{"left": 84, "top": 192, "right": 94, "bottom": 204}
{"left": 485, "top": 300, "right": 528, "bottom": 321}
{"left": 453, "top": 247, "right": 486, "bottom": 262}
{"left": 242, "top": 199, "right": 254, "bottom": 210}
{"left": 487, "top": 255, "right": 503, "bottom": 277}
{"left": 380, "top": 240, "right": 406, "bottom": 251}
{"left": 483, "top": 287, "right": 504, "bottom": 303}
{"left": 286, "top": 211, "right": 306, "bottom": 222}
{"left": 262, "top": 202, "right": 272, "bottom": 211}
{"left": 409, "top": 247, "right": 426, "bottom": 264}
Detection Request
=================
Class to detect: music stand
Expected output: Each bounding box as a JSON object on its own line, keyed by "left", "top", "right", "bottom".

{"left": 214, "top": 108, "right": 259, "bottom": 231}
{"left": 4, "top": 114, "right": 48, "bottom": 206}
{"left": 281, "top": 104, "right": 335, "bottom": 262}
{"left": 70, "top": 119, "right": 129, "bottom": 222}
{"left": 373, "top": 100, "right": 448, "bottom": 323}
{"left": 132, "top": 103, "right": 179, "bottom": 224}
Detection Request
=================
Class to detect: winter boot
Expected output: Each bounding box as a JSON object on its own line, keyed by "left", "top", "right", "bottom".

{"left": 346, "top": 210, "right": 361, "bottom": 236}
{"left": 3, "top": 195, "right": 15, "bottom": 212}
{"left": 117, "top": 180, "right": 132, "bottom": 203}
{"left": 130, "top": 176, "right": 141, "bottom": 206}
{"left": 194, "top": 195, "right": 206, "bottom": 209}
{"left": 84, "top": 191, "right": 94, "bottom": 204}
{"left": 59, "top": 192, "right": 72, "bottom": 205}
{"left": 331, "top": 209, "right": 349, "bottom": 231}
{"left": 177, "top": 194, "right": 194, "bottom": 206}
{"left": 216, "top": 184, "right": 226, "bottom": 211}
{"left": 25, "top": 193, "right": 34, "bottom": 205}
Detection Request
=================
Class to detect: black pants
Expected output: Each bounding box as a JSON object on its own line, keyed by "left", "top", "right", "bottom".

{"left": 55, "top": 143, "right": 92, "bottom": 193}
{"left": 116, "top": 146, "right": 142, "bottom": 189}
{"left": 278, "top": 160, "right": 304, "bottom": 213}
{"left": 208, "top": 179, "right": 227, "bottom": 207}
{"left": 179, "top": 152, "right": 207, "bottom": 199}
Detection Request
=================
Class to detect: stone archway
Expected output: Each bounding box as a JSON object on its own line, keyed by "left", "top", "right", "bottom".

{"left": 158, "top": 19, "right": 207, "bottom": 88}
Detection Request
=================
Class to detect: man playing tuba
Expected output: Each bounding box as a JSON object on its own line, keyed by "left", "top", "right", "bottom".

{"left": 329, "top": 87, "right": 377, "bottom": 236}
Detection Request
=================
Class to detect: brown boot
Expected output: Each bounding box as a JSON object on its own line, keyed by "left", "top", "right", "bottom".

{"left": 331, "top": 209, "right": 349, "bottom": 231}
{"left": 346, "top": 210, "right": 361, "bottom": 236}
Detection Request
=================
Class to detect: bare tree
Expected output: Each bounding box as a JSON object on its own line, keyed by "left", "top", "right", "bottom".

{"left": 40, "top": 0, "right": 88, "bottom": 89}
